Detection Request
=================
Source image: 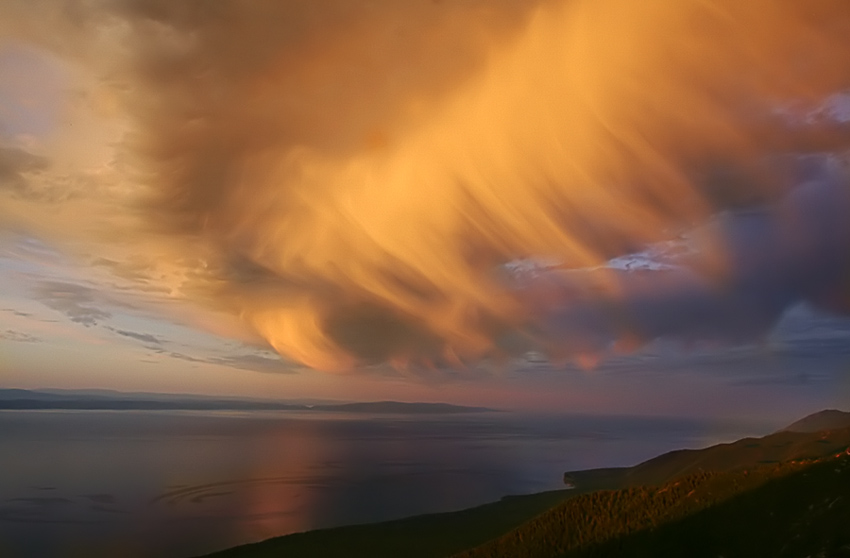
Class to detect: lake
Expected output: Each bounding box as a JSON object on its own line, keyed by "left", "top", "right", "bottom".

{"left": 0, "top": 410, "right": 775, "bottom": 557}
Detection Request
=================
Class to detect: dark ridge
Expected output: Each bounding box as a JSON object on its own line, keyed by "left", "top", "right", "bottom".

{"left": 780, "top": 408, "right": 850, "bottom": 433}
{"left": 0, "top": 389, "right": 496, "bottom": 414}
{"left": 456, "top": 453, "right": 850, "bottom": 558}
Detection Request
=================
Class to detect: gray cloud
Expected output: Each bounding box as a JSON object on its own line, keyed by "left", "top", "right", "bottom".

{"left": 160, "top": 350, "right": 202, "bottom": 363}
{"left": 163, "top": 349, "right": 296, "bottom": 374}
{"left": 207, "top": 354, "right": 298, "bottom": 374}
{"left": 516, "top": 157, "right": 850, "bottom": 360}
{"left": 36, "top": 281, "right": 112, "bottom": 326}
{"left": 2, "top": 308, "right": 33, "bottom": 318}
{"left": 0, "top": 146, "right": 86, "bottom": 203}
{"left": 0, "top": 146, "right": 48, "bottom": 195}
{"left": 112, "top": 328, "right": 162, "bottom": 345}
{"left": 90, "top": 258, "right": 172, "bottom": 293}
{"left": 0, "top": 146, "right": 112, "bottom": 205}
{"left": 0, "top": 329, "right": 41, "bottom": 343}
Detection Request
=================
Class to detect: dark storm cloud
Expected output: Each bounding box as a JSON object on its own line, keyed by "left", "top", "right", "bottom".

{"left": 517, "top": 155, "right": 850, "bottom": 358}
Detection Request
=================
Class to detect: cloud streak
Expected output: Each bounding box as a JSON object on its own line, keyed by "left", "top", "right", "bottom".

{"left": 36, "top": 281, "right": 112, "bottom": 327}
{"left": 112, "top": 328, "right": 162, "bottom": 345}
{"left": 164, "top": 349, "right": 297, "bottom": 375}
{"left": 0, "top": 330, "right": 41, "bottom": 343}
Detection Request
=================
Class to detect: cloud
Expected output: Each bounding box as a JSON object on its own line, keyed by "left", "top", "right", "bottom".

{"left": 2, "top": 308, "right": 33, "bottom": 318}
{"left": 165, "top": 349, "right": 297, "bottom": 375}
{"left": 36, "top": 281, "right": 112, "bottom": 326}
{"left": 514, "top": 162, "right": 850, "bottom": 358}
{"left": 207, "top": 354, "right": 298, "bottom": 375}
{"left": 3, "top": 0, "right": 850, "bottom": 372}
{"left": 0, "top": 146, "right": 48, "bottom": 195}
{"left": 0, "top": 329, "right": 41, "bottom": 342}
{"left": 111, "top": 328, "right": 161, "bottom": 345}
{"left": 119, "top": 0, "right": 850, "bottom": 369}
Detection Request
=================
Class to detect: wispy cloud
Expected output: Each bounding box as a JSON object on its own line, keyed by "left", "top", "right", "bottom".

{"left": 208, "top": 354, "right": 298, "bottom": 375}
{"left": 0, "top": 146, "right": 48, "bottom": 196}
{"left": 0, "top": 329, "right": 41, "bottom": 342}
{"left": 2, "top": 307, "right": 33, "bottom": 318}
{"left": 111, "top": 328, "right": 162, "bottom": 345}
{"left": 36, "top": 281, "right": 111, "bottom": 327}
{"left": 164, "top": 349, "right": 298, "bottom": 375}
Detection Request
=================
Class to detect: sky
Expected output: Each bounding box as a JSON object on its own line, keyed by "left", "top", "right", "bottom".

{"left": 2, "top": 0, "right": 850, "bottom": 419}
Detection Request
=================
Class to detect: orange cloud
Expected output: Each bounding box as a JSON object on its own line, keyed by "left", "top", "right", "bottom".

{"left": 3, "top": 0, "right": 850, "bottom": 371}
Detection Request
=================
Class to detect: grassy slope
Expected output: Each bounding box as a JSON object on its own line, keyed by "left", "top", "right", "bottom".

{"left": 200, "top": 426, "right": 850, "bottom": 558}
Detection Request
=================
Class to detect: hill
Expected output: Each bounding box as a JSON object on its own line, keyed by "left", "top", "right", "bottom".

{"left": 455, "top": 450, "right": 850, "bottom": 558}
{"left": 0, "top": 389, "right": 494, "bottom": 414}
{"left": 562, "top": 424, "right": 850, "bottom": 492}
{"left": 780, "top": 408, "right": 850, "bottom": 433}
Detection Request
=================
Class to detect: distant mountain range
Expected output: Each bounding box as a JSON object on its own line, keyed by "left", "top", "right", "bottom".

{"left": 0, "top": 388, "right": 496, "bottom": 414}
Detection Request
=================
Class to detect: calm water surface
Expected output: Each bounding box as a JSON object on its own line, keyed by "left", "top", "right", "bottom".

{"left": 0, "top": 410, "right": 775, "bottom": 557}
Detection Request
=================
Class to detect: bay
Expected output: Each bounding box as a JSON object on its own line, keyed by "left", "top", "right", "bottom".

{"left": 0, "top": 410, "right": 774, "bottom": 558}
